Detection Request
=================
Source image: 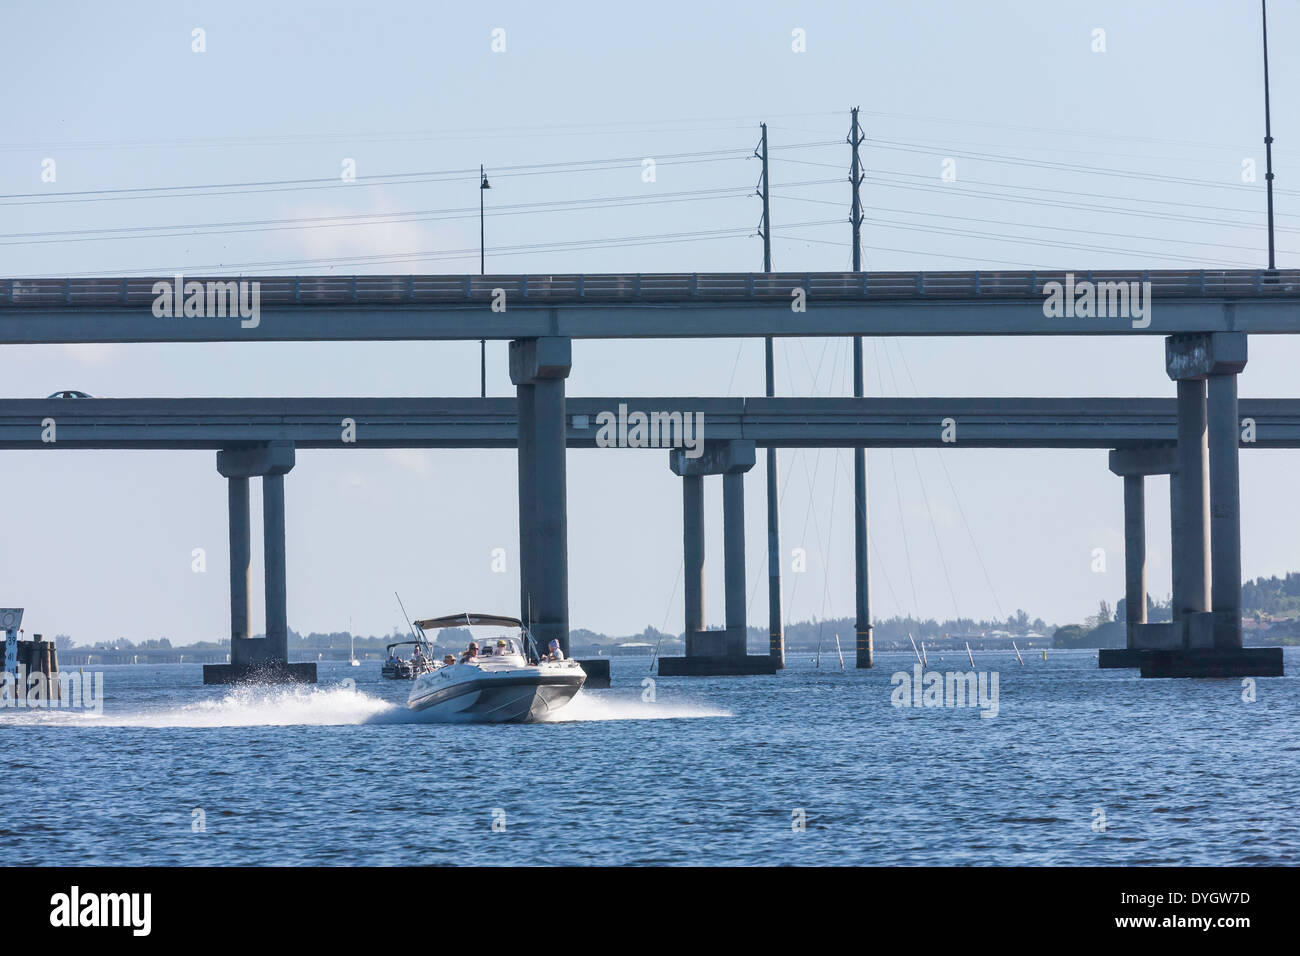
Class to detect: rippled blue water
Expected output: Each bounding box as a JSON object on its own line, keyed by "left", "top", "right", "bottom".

{"left": 3, "top": 648, "right": 1297, "bottom": 865}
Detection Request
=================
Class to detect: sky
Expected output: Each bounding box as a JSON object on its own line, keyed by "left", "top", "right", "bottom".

{"left": 1, "top": 0, "right": 1298, "bottom": 646}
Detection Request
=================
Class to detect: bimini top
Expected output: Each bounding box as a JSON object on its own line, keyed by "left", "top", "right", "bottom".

{"left": 414, "top": 613, "right": 523, "bottom": 631}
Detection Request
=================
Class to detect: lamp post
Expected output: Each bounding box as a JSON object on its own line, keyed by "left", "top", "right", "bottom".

{"left": 1262, "top": 0, "right": 1277, "bottom": 271}
{"left": 479, "top": 165, "right": 491, "bottom": 397}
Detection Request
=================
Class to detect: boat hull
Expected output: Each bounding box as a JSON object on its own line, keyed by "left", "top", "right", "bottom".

{"left": 407, "top": 671, "right": 585, "bottom": 723}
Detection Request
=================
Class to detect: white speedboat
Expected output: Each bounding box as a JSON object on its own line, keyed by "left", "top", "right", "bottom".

{"left": 406, "top": 613, "right": 585, "bottom": 723}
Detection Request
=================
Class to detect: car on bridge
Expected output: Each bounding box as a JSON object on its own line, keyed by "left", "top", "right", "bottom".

{"left": 47, "top": 390, "right": 94, "bottom": 399}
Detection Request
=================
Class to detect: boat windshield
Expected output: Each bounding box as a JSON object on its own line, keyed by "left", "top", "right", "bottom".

{"left": 475, "top": 636, "right": 521, "bottom": 657}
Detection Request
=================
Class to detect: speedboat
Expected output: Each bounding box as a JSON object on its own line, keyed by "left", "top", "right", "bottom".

{"left": 406, "top": 613, "right": 585, "bottom": 723}
{"left": 381, "top": 639, "right": 436, "bottom": 680}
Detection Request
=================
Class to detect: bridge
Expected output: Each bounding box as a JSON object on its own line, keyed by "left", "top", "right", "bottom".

{"left": 7, "top": 270, "right": 1293, "bottom": 679}
{"left": 1, "top": 269, "right": 1298, "bottom": 341}
{"left": 6, "top": 395, "right": 1300, "bottom": 448}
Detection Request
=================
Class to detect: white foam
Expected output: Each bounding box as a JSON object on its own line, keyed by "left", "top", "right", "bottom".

{"left": 4, "top": 684, "right": 731, "bottom": 728}
{"left": 98, "top": 684, "right": 402, "bottom": 728}
{"left": 541, "top": 691, "right": 731, "bottom": 722}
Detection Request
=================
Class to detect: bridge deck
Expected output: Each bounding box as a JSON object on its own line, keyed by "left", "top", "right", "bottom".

{"left": 4, "top": 269, "right": 1299, "bottom": 308}
{"left": 4, "top": 396, "right": 1300, "bottom": 450}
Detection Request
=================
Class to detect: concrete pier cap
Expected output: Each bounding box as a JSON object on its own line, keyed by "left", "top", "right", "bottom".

{"left": 508, "top": 336, "right": 572, "bottom": 383}
{"left": 216, "top": 440, "right": 296, "bottom": 478}
{"left": 1165, "top": 331, "right": 1247, "bottom": 380}
{"left": 1108, "top": 445, "right": 1176, "bottom": 478}
{"left": 669, "top": 439, "right": 755, "bottom": 477}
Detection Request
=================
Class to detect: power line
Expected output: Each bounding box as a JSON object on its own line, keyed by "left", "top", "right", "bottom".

{"left": 34, "top": 219, "right": 842, "bottom": 277}
{"left": 773, "top": 194, "right": 1300, "bottom": 256}
{"left": 865, "top": 138, "right": 1300, "bottom": 197}
{"left": 0, "top": 142, "right": 840, "bottom": 207}
{"left": 3, "top": 183, "right": 847, "bottom": 246}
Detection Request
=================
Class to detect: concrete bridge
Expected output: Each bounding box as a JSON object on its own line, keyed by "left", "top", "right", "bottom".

{"left": 5, "top": 395, "right": 1300, "bottom": 449}
{"left": 7, "top": 269, "right": 1297, "bottom": 679}
{"left": 1, "top": 269, "right": 1298, "bottom": 341}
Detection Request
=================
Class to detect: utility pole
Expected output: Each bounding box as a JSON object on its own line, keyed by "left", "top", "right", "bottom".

{"left": 756, "top": 123, "right": 783, "bottom": 669}
{"left": 480, "top": 165, "right": 491, "bottom": 397}
{"left": 1261, "top": 0, "right": 1277, "bottom": 271}
{"left": 849, "top": 106, "right": 873, "bottom": 668}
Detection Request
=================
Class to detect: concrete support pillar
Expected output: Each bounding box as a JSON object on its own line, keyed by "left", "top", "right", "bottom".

{"left": 208, "top": 441, "right": 311, "bottom": 684}
{"left": 262, "top": 472, "right": 288, "bottom": 664}
{"left": 1122, "top": 474, "right": 1147, "bottom": 647}
{"left": 227, "top": 476, "right": 252, "bottom": 652}
{"left": 765, "top": 449, "right": 783, "bottom": 667}
{"left": 1174, "top": 377, "right": 1211, "bottom": 628}
{"left": 1168, "top": 468, "right": 1183, "bottom": 623}
{"left": 682, "top": 474, "right": 705, "bottom": 651}
{"left": 1166, "top": 331, "right": 1248, "bottom": 655}
{"left": 723, "top": 469, "right": 747, "bottom": 657}
{"left": 665, "top": 440, "right": 764, "bottom": 674}
{"left": 516, "top": 382, "right": 537, "bottom": 629}
{"left": 1104, "top": 447, "right": 1174, "bottom": 667}
{"left": 532, "top": 376, "right": 570, "bottom": 656}
{"left": 853, "top": 336, "right": 872, "bottom": 668}
{"left": 510, "top": 337, "right": 572, "bottom": 658}
{"left": 1208, "top": 371, "right": 1243, "bottom": 650}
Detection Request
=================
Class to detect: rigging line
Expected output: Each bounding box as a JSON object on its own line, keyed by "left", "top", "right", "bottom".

{"left": 852, "top": 219, "right": 1260, "bottom": 268}
{"left": 0, "top": 141, "right": 841, "bottom": 204}
{"left": 807, "top": 338, "right": 852, "bottom": 631}
{"left": 1, "top": 112, "right": 846, "bottom": 152}
{"left": 889, "top": 341, "right": 1006, "bottom": 622}
{"left": 865, "top": 139, "right": 1300, "bottom": 197}
{"left": 812, "top": 348, "right": 851, "bottom": 634}
{"left": 757, "top": 335, "right": 852, "bottom": 625}
{"left": 785, "top": 337, "right": 841, "bottom": 619}
{"left": 36, "top": 221, "right": 835, "bottom": 278}
{"left": 787, "top": 107, "right": 1260, "bottom": 152}
{"left": 875, "top": 339, "right": 922, "bottom": 621}
{"left": 1, "top": 190, "right": 765, "bottom": 248}
{"left": 0, "top": 153, "right": 758, "bottom": 209}
{"left": 773, "top": 235, "right": 1064, "bottom": 270}
{"left": 790, "top": 185, "right": 1300, "bottom": 237}
{"left": 828, "top": 448, "right": 905, "bottom": 618}
{"left": 863, "top": 168, "right": 1300, "bottom": 221}
{"left": 0, "top": 145, "right": 749, "bottom": 201}
{"left": 814, "top": 444, "right": 843, "bottom": 650}
{"left": 772, "top": 195, "right": 1300, "bottom": 256}
{"left": 0, "top": 181, "right": 790, "bottom": 242}
{"left": 877, "top": 342, "right": 962, "bottom": 622}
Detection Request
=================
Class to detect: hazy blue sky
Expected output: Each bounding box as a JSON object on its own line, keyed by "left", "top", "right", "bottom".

{"left": 1, "top": 1, "right": 1297, "bottom": 645}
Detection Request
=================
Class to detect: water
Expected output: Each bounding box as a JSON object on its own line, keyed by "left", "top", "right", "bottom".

{"left": 3, "top": 649, "right": 1297, "bottom": 865}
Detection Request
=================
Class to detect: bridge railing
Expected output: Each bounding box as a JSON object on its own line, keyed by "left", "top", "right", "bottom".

{"left": 2, "top": 269, "right": 1297, "bottom": 307}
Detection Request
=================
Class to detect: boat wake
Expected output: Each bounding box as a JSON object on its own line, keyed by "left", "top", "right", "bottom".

{"left": 38, "top": 684, "right": 731, "bottom": 728}
{"left": 539, "top": 692, "right": 731, "bottom": 722}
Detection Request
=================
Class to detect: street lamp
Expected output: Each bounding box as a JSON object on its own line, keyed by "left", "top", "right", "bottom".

{"left": 1261, "top": 0, "right": 1277, "bottom": 272}
{"left": 480, "top": 165, "right": 491, "bottom": 398}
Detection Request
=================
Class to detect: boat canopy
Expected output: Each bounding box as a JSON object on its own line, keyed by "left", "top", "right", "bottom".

{"left": 385, "top": 640, "right": 431, "bottom": 653}
{"left": 414, "top": 613, "right": 523, "bottom": 631}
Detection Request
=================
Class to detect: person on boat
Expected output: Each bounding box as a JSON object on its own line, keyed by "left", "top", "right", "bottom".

{"left": 496, "top": 639, "right": 509, "bottom": 655}
{"left": 460, "top": 641, "right": 479, "bottom": 663}
{"left": 442, "top": 654, "right": 455, "bottom": 666}
{"left": 412, "top": 645, "right": 426, "bottom": 664}
{"left": 546, "top": 638, "right": 564, "bottom": 661}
